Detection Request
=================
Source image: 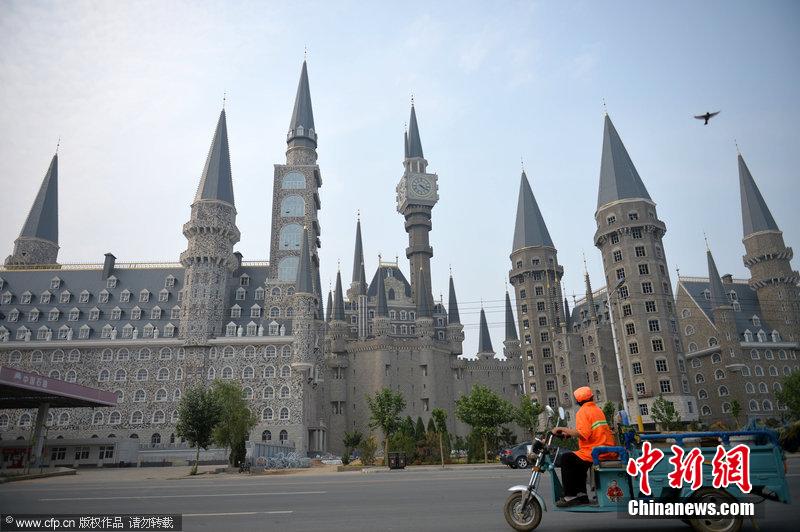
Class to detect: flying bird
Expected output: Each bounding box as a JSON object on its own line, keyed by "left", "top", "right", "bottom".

{"left": 694, "top": 111, "right": 720, "bottom": 125}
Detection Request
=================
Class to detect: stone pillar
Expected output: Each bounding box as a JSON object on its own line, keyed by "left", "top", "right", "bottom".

{"left": 31, "top": 403, "right": 50, "bottom": 468}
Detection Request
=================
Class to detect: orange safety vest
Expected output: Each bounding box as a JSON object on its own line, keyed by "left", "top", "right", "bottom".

{"left": 574, "top": 401, "right": 617, "bottom": 462}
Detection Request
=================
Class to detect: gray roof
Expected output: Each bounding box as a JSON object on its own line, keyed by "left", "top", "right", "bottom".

{"left": 332, "top": 270, "right": 345, "bottom": 321}
{"left": 325, "top": 290, "right": 333, "bottom": 322}
{"left": 504, "top": 291, "right": 518, "bottom": 341}
{"left": 415, "top": 272, "right": 432, "bottom": 318}
{"left": 295, "top": 227, "right": 313, "bottom": 294}
{"left": 375, "top": 268, "right": 389, "bottom": 317}
{"left": 477, "top": 308, "right": 494, "bottom": 354}
{"left": 351, "top": 219, "right": 366, "bottom": 294}
{"left": 407, "top": 104, "right": 424, "bottom": 159}
{"left": 738, "top": 154, "right": 779, "bottom": 237}
{"left": 681, "top": 277, "right": 770, "bottom": 334}
{"left": 287, "top": 60, "right": 316, "bottom": 148}
{"left": 512, "top": 171, "right": 553, "bottom": 252}
{"left": 366, "top": 265, "right": 412, "bottom": 299}
{"left": 195, "top": 109, "right": 235, "bottom": 205}
{"left": 706, "top": 249, "right": 727, "bottom": 309}
{"left": 584, "top": 272, "right": 597, "bottom": 320}
{"left": 447, "top": 275, "right": 460, "bottom": 324}
{"left": 597, "top": 114, "right": 651, "bottom": 209}
{"left": 19, "top": 154, "right": 58, "bottom": 243}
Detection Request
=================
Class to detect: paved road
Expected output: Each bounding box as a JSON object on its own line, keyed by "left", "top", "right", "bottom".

{"left": 2, "top": 463, "right": 798, "bottom": 531}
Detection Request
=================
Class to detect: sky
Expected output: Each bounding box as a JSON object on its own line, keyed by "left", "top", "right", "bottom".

{"left": 1, "top": 0, "right": 798, "bottom": 357}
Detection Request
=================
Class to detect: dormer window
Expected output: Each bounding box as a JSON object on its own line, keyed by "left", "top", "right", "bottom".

{"left": 50, "top": 277, "right": 61, "bottom": 289}
{"left": 255, "top": 287, "right": 265, "bottom": 300}
{"left": 607, "top": 215, "right": 616, "bottom": 225}
{"left": 163, "top": 323, "right": 175, "bottom": 337}
{"left": 22, "top": 291, "right": 32, "bottom": 304}
{"left": 8, "top": 309, "right": 19, "bottom": 322}
{"left": 250, "top": 304, "right": 261, "bottom": 318}
{"left": 40, "top": 291, "right": 51, "bottom": 304}
{"left": 28, "top": 308, "right": 40, "bottom": 322}
{"left": 236, "top": 287, "right": 246, "bottom": 301}
{"left": 131, "top": 307, "right": 142, "bottom": 320}
{"left": 757, "top": 330, "right": 767, "bottom": 342}
{"left": 702, "top": 289, "right": 711, "bottom": 301}
{"left": 100, "top": 290, "right": 110, "bottom": 303}
{"left": 268, "top": 320, "right": 279, "bottom": 335}
{"left": 111, "top": 307, "right": 122, "bottom": 320}
{"left": 106, "top": 276, "right": 117, "bottom": 289}
{"left": 230, "top": 305, "right": 242, "bottom": 318}
{"left": 728, "top": 290, "right": 738, "bottom": 302}
{"left": 246, "top": 322, "right": 257, "bottom": 336}
{"left": 58, "top": 325, "right": 70, "bottom": 339}
{"left": 60, "top": 290, "right": 71, "bottom": 304}
{"left": 139, "top": 290, "right": 150, "bottom": 303}
{"left": 170, "top": 306, "right": 180, "bottom": 319}
{"left": 122, "top": 324, "right": 133, "bottom": 339}
{"left": 733, "top": 301, "right": 741, "bottom": 312}
{"left": 48, "top": 308, "right": 60, "bottom": 321}
{"left": 772, "top": 330, "right": 781, "bottom": 342}
{"left": 69, "top": 308, "right": 80, "bottom": 321}
{"left": 1, "top": 292, "right": 11, "bottom": 304}
{"left": 119, "top": 290, "right": 130, "bottom": 303}
{"left": 79, "top": 325, "right": 90, "bottom": 339}
{"left": 240, "top": 274, "right": 250, "bottom": 286}
{"left": 37, "top": 326, "right": 50, "bottom": 340}
{"left": 89, "top": 308, "right": 100, "bottom": 321}
{"left": 165, "top": 275, "right": 175, "bottom": 288}
{"left": 16, "top": 326, "right": 29, "bottom": 340}
{"left": 159, "top": 289, "right": 169, "bottom": 302}
{"left": 751, "top": 315, "right": 761, "bottom": 327}
{"left": 80, "top": 290, "right": 90, "bottom": 303}
{"left": 0, "top": 277, "right": 4, "bottom": 290}
{"left": 151, "top": 306, "right": 162, "bottom": 320}
{"left": 101, "top": 324, "right": 112, "bottom": 338}
{"left": 628, "top": 211, "right": 639, "bottom": 221}
{"left": 226, "top": 322, "right": 237, "bottom": 336}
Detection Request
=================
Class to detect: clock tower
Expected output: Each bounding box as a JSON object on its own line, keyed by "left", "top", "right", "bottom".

{"left": 396, "top": 102, "right": 438, "bottom": 307}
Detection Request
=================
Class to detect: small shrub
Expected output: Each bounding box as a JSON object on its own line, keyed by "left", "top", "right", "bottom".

{"left": 359, "top": 435, "right": 377, "bottom": 466}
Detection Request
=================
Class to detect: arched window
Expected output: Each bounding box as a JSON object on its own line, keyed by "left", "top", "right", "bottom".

{"left": 151, "top": 433, "right": 161, "bottom": 446}
{"left": 263, "top": 408, "right": 274, "bottom": 421}
{"left": 388, "top": 288, "right": 395, "bottom": 300}
{"left": 715, "top": 369, "right": 725, "bottom": 380}
{"left": 774, "top": 382, "right": 783, "bottom": 392}
{"left": 279, "top": 430, "right": 288, "bottom": 443}
{"left": 155, "top": 389, "right": 167, "bottom": 402}
{"left": 115, "top": 369, "right": 126, "bottom": 382}
{"left": 763, "top": 400, "right": 773, "bottom": 411}
{"left": 270, "top": 307, "right": 280, "bottom": 318}
{"left": 688, "top": 343, "right": 697, "bottom": 353}
{"left": 137, "top": 369, "right": 148, "bottom": 381}
{"left": 158, "top": 368, "right": 169, "bottom": 381}
{"left": 769, "top": 366, "right": 778, "bottom": 376}
{"left": 262, "top": 430, "right": 272, "bottom": 441}
{"left": 265, "top": 346, "right": 277, "bottom": 359}
{"left": 711, "top": 353, "right": 721, "bottom": 364}
{"left": 722, "top": 402, "right": 731, "bottom": 413}
{"left": 242, "top": 387, "right": 253, "bottom": 400}
{"left": 280, "top": 195, "right": 305, "bottom": 217}
{"left": 592, "top": 371, "right": 599, "bottom": 382}
{"left": 281, "top": 171, "right": 305, "bottom": 189}
{"left": 759, "top": 382, "right": 768, "bottom": 393}
{"left": 222, "top": 367, "right": 233, "bottom": 379}
{"left": 718, "top": 386, "right": 729, "bottom": 397}
{"left": 207, "top": 367, "right": 216, "bottom": 379}
{"left": 131, "top": 411, "right": 144, "bottom": 424}
{"left": 280, "top": 365, "right": 291, "bottom": 378}
{"left": 92, "top": 412, "right": 104, "bottom": 425}
{"left": 695, "top": 374, "right": 705, "bottom": 384}
{"left": 174, "top": 389, "right": 181, "bottom": 401}
{"left": 264, "top": 366, "right": 275, "bottom": 378}
{"left": 684, "top": 325, "right": 695, "bottom": 336}
{"left": 109, "top": 411, "right": 121, "bottom": 425}
{"left": 698, "top": 389, "right": 708, "bottom": 399}
{"left": 277, "top": 256, "right": 299, "bottom": 281}
{"left": 243, "top": 366, "right": 254, "bottom": 379}
{"left": 49, "top": 370, "right": 61, "bottom": 380}
{"left": 279, "top": 224, "right": 302, "bottom": 250}
{"left": 708, "top": 337, "right": 718, "bottom": 347}
{"left": 280, "top": 386, "right": 290, "bottom": 398}
{"left": 745, "top": 382, "right": 755, "bottom": 394}
{"left": 152, "top": 411, "right": 165, "bottom": 423}
{"left": 749, "top": 400, "right": 759, "bottom": 412}
{"left": 681, "top": 308, "right": 691, "bottom": 318}
{"left": 280, "top": 408, "right": 289, "bottom": 421}
{"left": 772, "top": 330, "right": 781, "bottom": 342}
{"left": 264, "top": 386, "right": 274, "bottom": 399}
{"left": 755, "top": 365, "right": 764, "bottom": 376}
{"left": 58, "top": 412, "right": 70, "bottom": 426}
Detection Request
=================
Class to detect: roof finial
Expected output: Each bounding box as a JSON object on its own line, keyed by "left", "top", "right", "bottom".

{"left": 602, "top": 97, "right": 608, "bottom": 115}
{"left": 676, "top": 266, "right": 681, "bottom": 278}
{"left": 55, "top": 137, "right": 60, "bottom": 155}
{"left": 449, "top": 264, "right": 452, "bottom": 277}
{"left": 337, "top": 259, "right": 340, "bottom": 272}
{"left": 222, "top": 91, "right": 226, "bottom": 110}
{"left": 378, "top": 253, "right": 382, "bottom": 263}
{"left": 404, "top": 122, "right": 407, "bottom": 132}
{"left": 521, "top": 156, "right": 525, "bottom": 173}
{"left": 411, "top": 93, "right": 415, "bottom": 107}
{"left": 304, "top": 46, "right": 308, "bottom": 61}
{"left": 703, "top": 231, "right": 710, "bottom": 251}
{"left": 734, "top": 138, "right": 740, "bottom": 154}
{"left": 582, "top": 251, "right": 588, "bottom": 274}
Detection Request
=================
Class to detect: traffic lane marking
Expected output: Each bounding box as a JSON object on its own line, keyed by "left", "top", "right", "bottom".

{"left": 40, "top": 491, "right": 326, "bottom": 501}
{"left": 183, "top": 511, "right": 293, "bottom": 517}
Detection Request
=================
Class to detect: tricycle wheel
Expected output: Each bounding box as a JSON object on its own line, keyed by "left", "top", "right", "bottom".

{"left": 687, "top": 488, "right": 743, "bottom": 532}
{"left": 503, "top": 491, "right": 542, "bottom": 531}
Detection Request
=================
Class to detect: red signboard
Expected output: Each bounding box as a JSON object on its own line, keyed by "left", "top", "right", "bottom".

{"left": 0, "top": 366, "right": 117, "bottom": 406}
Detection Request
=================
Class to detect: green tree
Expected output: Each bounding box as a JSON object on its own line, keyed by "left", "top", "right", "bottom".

{"left": 415, "top": 417, "right": 426, "bottom": 441}
{"left": 366, "top": 388, "right": 406, "bottom": 468}
{"left": 514, "top": 395, "right": 544, "bottom": 442}
{"left": 455, "top": 385, "right": 515, "bottom": 463}
{"left": 730, "top": 399, "right": 742, "bottom": 428}
{"left": 426, "top": 417, "right": 436, "bottom": 434}
{"left": 776, "top": 372, "right": 800, "bottom": 421}
{"left": 176, "top": 385, "right": 223, "bottom": 475}
{"left": 431, "top": 408, "right": 448, "bottom": 468}
{"left": 342, "top": 430, "right": 363, "bottom": 465}
{"left": 651, "top": 394, "right": 682, "bottom": 431}
{"left": 210, "top": 380, "right": 258, "bottom": 467}
{"left": 358, "top": 435, "right": 378, "bottom": 466}
{"left": 602, "top": 401, "right": 617, "bottom": 429}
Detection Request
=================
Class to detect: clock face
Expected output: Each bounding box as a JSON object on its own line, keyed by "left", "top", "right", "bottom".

{"left": 411, "top": 176, "right": 433, "bottom": 197}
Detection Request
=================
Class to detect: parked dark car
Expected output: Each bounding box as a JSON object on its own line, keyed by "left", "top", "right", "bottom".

{"left": 499, "top": 441, "right": 531, "bottom": 469}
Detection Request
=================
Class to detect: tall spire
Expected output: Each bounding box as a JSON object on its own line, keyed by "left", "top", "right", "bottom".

{"left": 351, "top": 216, "right": 367, "bottom": 295}
{"left": 512, "top": 171, "right": 554, "bottom": 252}
{"left": 333, "top": 270, "right": 346, "bottom": 321}
{"left": 287, "top": 60, "right": 317, "bottom": 149}
{"left": 447, "top": 274, "right": 461, "bottom": 324}
{"left": 407, "top": 103, "right": 424, "bottom": 159}
{"left": 738, "top": 154, "right": 779, "bottom": 237}
{"left": 325, "top": 290, "right": 333, "bottom": 322}
{"left": 706, "top": 248, "right": 728, "bottom": 309}
{"left": 477, "top": 307, "right": 494, "bottom": 355}
{"left": 597, "top": 114, "right": 651, "bottom": 209}
{"left": 504, "top": 291, "right": 518, "bottom": 342}
{"left": 563, "top": 297, "right": 571, "bottom": 327}
{"left": 415, "top": 269, "right": 432, "bottom": 318}
{"left": 375, "top": 269, "right": 389, "bottom": 317}
{"left": 584, "top": 263, "right": 597, "bottom": 322}
{"left": 195, "top": 109, "right": 235, "bottom": 205}
{"left": 295, "top": 227, "right": 314, "bottom": 294}
{"left": 19, "top": 153, "right": 59, "bottom": 243}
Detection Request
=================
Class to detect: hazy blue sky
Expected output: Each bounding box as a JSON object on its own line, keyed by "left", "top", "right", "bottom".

{"left": 1, "top": 0, "right": 798, "bottom": 356}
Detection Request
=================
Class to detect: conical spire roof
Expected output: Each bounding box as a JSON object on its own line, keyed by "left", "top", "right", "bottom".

{"left": 597, "top": 114, "right": 651, "bottom": 209}
{"left": 333, "top": 270, "right": 346, "bottom": 321}
{"left": 415, "top": 270, "right": 432, "bottom": 318}
{"left": 563, "top": 297, "right": 571, "bottom": 327}
{"left": 314, "top": 266, "right": 324, "bottom": 318}
{"left": 477, "top": 307, "right": 494, "bottom": 354}
{"left": 19, "top": 154, "right": 59, "bottom": 243}
{"left": 504, "top": 291, "right": 518, "bottom": 342}
{"left": 706, "top": 248, "right": 728, "bottom": 309}
{"left": 195, "top": 109, "right": 235, "bottom": 205}
{"left": 287, "top": 60, "right": 316, "bottom": 148}
{"left": 352, "top": 218, "right": 367, "bottom": 294}
{"left": 325, "top": 290, "right": 333, "bottom": 322}
{"left": 295, "top": 227, "right": 314, "bottom": 294}
{"left": 375, "top": 269, "right": 389, "bottom": 317}
{"left": 447, "top": 275, "right": 461, "bottom": 324}
{"left": 738, "top": 154, "right": 779, "bottom": 237}
{"left": 407, "top": 104, "right": 424, "bottom": 158}
{"left": 584, "top": 271, "right": 597, "bottom": 321}
{"left": 512, "top": 171, "right": 553, "bottom": 251}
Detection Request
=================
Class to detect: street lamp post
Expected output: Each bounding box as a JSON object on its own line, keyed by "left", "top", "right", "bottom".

{"left": 606, "top": 279, "right": 644, "bottom": 431}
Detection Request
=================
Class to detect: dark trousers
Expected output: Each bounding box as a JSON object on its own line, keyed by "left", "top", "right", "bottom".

{"left": 559, "top": 451, "right": 591, "bottom": 497}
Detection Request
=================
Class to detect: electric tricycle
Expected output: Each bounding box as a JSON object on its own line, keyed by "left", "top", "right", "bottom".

{"left": 504, "top": 406, "right": 791, "bottom": 532}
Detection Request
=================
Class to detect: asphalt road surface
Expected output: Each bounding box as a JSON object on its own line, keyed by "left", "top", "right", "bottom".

{"left": 2, "top": 463, "right": 798, "bottom": 532}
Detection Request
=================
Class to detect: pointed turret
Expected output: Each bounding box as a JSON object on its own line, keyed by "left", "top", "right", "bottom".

{"left": 512, "top": 171, "right": 554, "bottom": 252}
{"left": 584, "top": 270, "right": 597, "bottom": 322}
{"left": 325, "top": 290, "right": 333, "bottom": 322}
{"left": 351, "top": 217, "right": 367, "bottom": 295}
{"left": 504, "top": 291, "right": 518, "bottom": 342}
{"left": 332, "top": 270, "right": 346, "bottom": 322}
{"left": 706, "top": 248, "right": 728, "bottom": 309}
{"left": 287, "top": 60, "right": 317, "bottom": 149}
{"left": 375, "top": 270, "right": 389, "bottom": 317}
{"left": 195, "top": 109, "right": 235, "bottom": 205}
{"left": 477, "top": 307, "right": 494, "bottom": 356}
{"left": 597, "top": 114, "right": 651, "bottom": 209}
{"left": 6, "top": 153, "right": 60, "bottom": 267}
{"left": 295, "top": 227, "right": 314, "bottom": 294}
{"left": 738, "top": 154, "right": 779, "bottom": 237}
{"left": 563, "top": 297, "right": 571, "bottom": 327}
{"left": 447, "top": 275, "right": 461, "bottom": 324}
{"left": 407, "top": 104, "right": 424, "bottom": 159}
{"left": 415, "top": 269, "right": 432, "bottom": 318}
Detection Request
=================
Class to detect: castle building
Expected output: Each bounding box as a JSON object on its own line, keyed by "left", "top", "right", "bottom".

{"left": 0, "top": 61, "right": 524, "bottom": 459}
